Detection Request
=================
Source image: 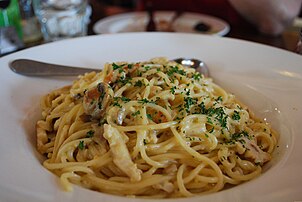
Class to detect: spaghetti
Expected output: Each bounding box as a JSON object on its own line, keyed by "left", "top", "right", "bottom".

{"left": 36, "top": 57, "right": 278, "bottom": 198}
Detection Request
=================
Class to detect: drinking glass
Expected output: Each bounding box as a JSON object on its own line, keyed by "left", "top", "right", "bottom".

{"left": 18, "top": 0, "right": 43, "bottom": 45}
{"left": 33, "top": 0, "right": 89, "bottom": 42}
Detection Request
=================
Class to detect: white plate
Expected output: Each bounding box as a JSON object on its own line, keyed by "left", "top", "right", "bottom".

{"left": 0, "top": 33, "right": 302, "bottom": 202}
{"left": 93, "top": 11, "right": 230, "bottom": 36}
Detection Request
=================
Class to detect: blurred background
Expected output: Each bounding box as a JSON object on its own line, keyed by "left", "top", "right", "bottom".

{"left": 1, "top": 0, "right": 302, "bottom": 56}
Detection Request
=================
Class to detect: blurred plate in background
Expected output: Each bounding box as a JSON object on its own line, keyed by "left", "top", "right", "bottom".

{"left": 93, "top": 11, "right": 230, "bottom": 36}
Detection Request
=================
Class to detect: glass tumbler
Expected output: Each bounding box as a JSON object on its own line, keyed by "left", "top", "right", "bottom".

{"left": 33, "top": 0, "right": 89, "bottom": 42}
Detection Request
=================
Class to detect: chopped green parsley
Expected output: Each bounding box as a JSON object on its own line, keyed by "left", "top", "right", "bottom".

{"left": 232, "top": 110, "right": 241, "bottom": 121}
{"left": 78, "top": 141, "right": 85, "bottom": 150}
{"left": 86, "top": 130, "right": 94, "bottom": 138}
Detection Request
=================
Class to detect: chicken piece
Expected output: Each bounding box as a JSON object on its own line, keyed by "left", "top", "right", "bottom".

{"left": 103, "top": 124, "right": 142, "bottom": 182}
{"left": 164, "top": 164, "right": 178, "bottom": 175}
{"left": 242, "top": 137, "right": 271, "bottom": 165}
{"left": 83, "top": 82, "right": 113, "bottom": 119}
{"left": 153, "top": 181, "right": 175, "bottom": 193}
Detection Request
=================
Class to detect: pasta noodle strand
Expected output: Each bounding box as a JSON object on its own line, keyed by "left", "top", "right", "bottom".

{"left": 36, "top": 57, "right": 278, "bottom": 198}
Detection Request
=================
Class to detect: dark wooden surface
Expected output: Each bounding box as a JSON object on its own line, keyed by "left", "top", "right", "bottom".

{"left": 225, "top": 27, "right": 298, "bottom": 52}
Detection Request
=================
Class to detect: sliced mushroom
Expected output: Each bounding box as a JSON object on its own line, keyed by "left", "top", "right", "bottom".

{"left": 116, "top": 107, "right": 126, "bottom": 125}
{"left": 83, "top": 82, "right": 114, "bottom": 119}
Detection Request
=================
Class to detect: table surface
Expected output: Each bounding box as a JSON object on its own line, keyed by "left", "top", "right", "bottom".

{"left": 225, "top": 27, "right": 299, "bottom": 53}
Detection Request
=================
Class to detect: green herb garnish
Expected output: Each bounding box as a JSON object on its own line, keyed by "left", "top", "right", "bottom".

{"left": 86, "top": 130, "right": 94, "bottom": 138}
{"left": 232, "top": 110, "right": 241, "bottom": 120}
{"left": 78, "top": 141, "right": 85, "bottom": 150}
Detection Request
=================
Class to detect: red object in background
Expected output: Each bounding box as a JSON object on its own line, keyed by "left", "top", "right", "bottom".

{"left": 136, "top": 0, "right": 256, "bottom": 32}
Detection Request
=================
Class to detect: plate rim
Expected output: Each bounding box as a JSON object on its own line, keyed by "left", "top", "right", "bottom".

{"left": 0, "top": 32, "right": 301, "bottom": 202}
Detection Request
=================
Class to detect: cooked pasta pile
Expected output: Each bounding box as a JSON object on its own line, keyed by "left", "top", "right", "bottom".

{"left": 36, "top": 57, "right": 278, "bottom": 198}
